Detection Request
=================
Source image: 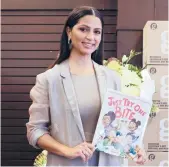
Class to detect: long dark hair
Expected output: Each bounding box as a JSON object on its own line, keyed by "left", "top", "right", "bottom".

{"left": 49, "top": 6, "right": 104, "bottom": 68}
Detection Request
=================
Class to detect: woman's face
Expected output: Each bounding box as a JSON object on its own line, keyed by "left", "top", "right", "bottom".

{"left": 67, "top": 15, "right": 102, "bottom": 56}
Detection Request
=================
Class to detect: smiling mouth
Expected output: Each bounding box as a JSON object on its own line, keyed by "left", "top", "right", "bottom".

{"left": 82, "top": 42, "right": 95, "bottom": 48}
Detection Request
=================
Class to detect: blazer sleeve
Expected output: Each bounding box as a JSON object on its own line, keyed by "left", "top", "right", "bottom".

{"left": 26, "top": 73, "right": 50, "bottom": 149}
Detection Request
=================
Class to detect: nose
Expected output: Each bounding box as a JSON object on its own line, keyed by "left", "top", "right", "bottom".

{"left": 86, "top": 31, "right": 94, "bottom": 40}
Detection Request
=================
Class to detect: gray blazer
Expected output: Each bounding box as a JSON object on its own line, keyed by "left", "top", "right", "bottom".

{"left": 26, "top": 59, "right": 124, "bottom": 166}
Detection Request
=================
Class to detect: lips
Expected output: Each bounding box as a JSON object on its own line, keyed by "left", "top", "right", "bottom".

{"left": 82, "top": 42, "right": 95, "bottom": 49}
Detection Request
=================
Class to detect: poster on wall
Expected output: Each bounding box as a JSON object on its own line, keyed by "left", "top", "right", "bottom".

{"left": 143, "top": 110, "right": 168, "bottom": 153}
{"left": 142, "top": 21, "right": 169, "bottom": 166}
{"left": 147, "top": 65, "right": 168, "bottom": 110}
{"left": 143, "top": 21, "right": 169, "bottom": 66}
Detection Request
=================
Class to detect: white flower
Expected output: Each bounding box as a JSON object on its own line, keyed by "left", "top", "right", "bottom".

{"left": 121, "top": 67, "right": 142, "bottom": 86}
{"left": 122, "top": 55, "right": 128, "bottom": 63}
{"left": 121, "top": 85, "right": 140, "bottom": 96}
{"left": 104, "top": 50, "right": 158, "bottom": 113}
{"left": 107, "top": 60, "right": 122, "bottom": 74}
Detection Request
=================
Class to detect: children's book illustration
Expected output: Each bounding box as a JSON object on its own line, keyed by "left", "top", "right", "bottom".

{"left": 92, "top": 89, "right": 152, "bottom": 160}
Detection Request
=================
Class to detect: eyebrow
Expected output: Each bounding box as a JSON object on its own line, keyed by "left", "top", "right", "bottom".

{"left": 78, "top": 24, "right": 102, "bottom": 30}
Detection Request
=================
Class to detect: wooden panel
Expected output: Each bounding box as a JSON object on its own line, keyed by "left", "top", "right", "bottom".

{"left": 2, "top": 0, "right": 117, "bottom": 10}
{"left": 1, "top": 51, "right": 115, "bottom": 76}
{"left": 2, "top": 160, "right": 34, "bottom": 166}
{"left": 105, "top": 43, "right": 116, "bottom": 51}
{"left": 2, "top": 60, "right": 53, "bottom": 68}
{"left": 155, "top": 0, "right": 168, "bottom": 20}
{"left": 2, "top": 119, "right": 28, "bottom": 126}
{"left": 2, "top": 16, "right": 67, "bottom": 24}
{"left": 1, "top": 7, "right": 117, "bottom": 167}
{"left": 2, "top": 135, "right": 28, "bottom": 143}
{"left": 104, "top": 51, "right": 117, "bottom": 59}
{"left": 2, "top": 102, "right": 31, "bottom": 110}
{"left": 2, "top": 127, "right": 26, "bottom": 135}
{"left": 2, "top": 54, "right": 116, "bottom": 68}
{"left": 1, "top": 77, "right": 35, "bottom": 85}
{"left": 2, "top": 110, "right": 29, "bottom": 118}
{"left": 1, "top": 42, "right": 116, "bottom": 51}
{"left": 2, "top": 25, "right": 116, "bottom": 34}
{"left": 117, "top": 0, "right": 155, "bottom": 30}
{"left": 2, "top": 34, "right": 61, "bottom": 42}
{"left": 2, "top": 143, "right": 36, "bottom": 151}
{"left": 2, "top": 50, "right": 115, "bottom": 60}
{"left": 2, "top": 15, "right": 116, "bottom": 25}
{"left": 2, "top": 42, "right": 60, "bottom": 51}
{"left": 2, "top": 68, "right": 46, "bottom": 76}
{"left": 1, "top": 11, "right": 71, "bottom": 16}
{"left": 117, "top": 31, "right": 143, "bottom": 67}
{"left": 2, "top": 152, "right": 39, "bottom": 160}
{"left": 104, "top": 34, "right": 116, "bottom": 42}
{"left": 2, "top": 33, "right": 116, "bottom": 42}
{"left": 2, "top": 85, "right": 33, "bottom": 93}
{"left": 1, "top": 10, "right": 116, "bottom": 16}
{"left": 2, "top": 25, "right": 64, "bottom": 33}
{"left": 2, "top": 51, "right": 58, "bottom": 59}
{"left": 2, "top": 94, "right": 31, "bottom": 102}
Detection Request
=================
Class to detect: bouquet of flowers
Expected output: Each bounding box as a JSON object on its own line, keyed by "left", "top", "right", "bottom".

{"left": 33, "top": 50, "right": 158, "bottom": 166}
{"left": 104, "top": 50, "right": 158, "bottom": 113}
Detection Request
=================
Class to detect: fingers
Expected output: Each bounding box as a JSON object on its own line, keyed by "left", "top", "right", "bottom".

{"left": 79, "top": 151, "right": 86, "bottom": 162}
{"left": 79, "top": 142, "right": 94, "bottom": 162}
{"left": 81, "top": 143, "right": 92, "bottom": 160}
{"left": 82, "top": 149, "right": 91, "bottom": 162}
{"left": 85, "top": 142, "right": 95, "bottom": 152}
{"left": 83, "top": 146, "right": 93, "bottom": 159}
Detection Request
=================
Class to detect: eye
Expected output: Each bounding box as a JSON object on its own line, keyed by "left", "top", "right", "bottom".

{"left": 94, "top": 30, "right": 101, "bottom": 35}
{"left": 79, "top": 27, "right": 88, "bottom": 32}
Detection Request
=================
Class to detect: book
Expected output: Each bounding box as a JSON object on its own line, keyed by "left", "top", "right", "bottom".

{"left": 92, "top": 89, "right": 152, "bottom": 160}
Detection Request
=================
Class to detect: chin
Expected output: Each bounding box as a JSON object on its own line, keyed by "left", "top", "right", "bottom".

{"left": 80, "top": 49, "right": 96, "bottom": 56}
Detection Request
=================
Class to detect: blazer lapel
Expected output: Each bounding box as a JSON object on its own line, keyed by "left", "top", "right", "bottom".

{"left": 60, "top": 60, "right": 85, "bottom": 141}
{"left": 93, "top": 61, "right": 107, "bottom": 104}
{"left": 59, "top": 60, "right": 107, "bottom": 142}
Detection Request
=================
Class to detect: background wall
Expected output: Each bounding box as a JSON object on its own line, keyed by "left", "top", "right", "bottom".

{"left": 1, "top": 0, "right": 118, "bottom": 166}
{"left": 1, "top": 0, "right": 168, "bottom": 166}
{"left": 117, "top": 0, "right": 168, "bottom": 66}
{"left": 117, "top": 1, "right": 168, "bottom": 166}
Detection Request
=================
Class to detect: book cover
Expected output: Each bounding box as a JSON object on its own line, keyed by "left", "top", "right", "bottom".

{"left": 92, "top": 89, "right": 152, "bottom": 160}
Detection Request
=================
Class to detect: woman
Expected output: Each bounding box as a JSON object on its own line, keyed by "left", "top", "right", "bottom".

{"left": 26, "top": 6, "right": 145, "bottom": 166}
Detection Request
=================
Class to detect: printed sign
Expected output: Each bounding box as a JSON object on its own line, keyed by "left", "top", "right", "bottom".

{"left": 143, "top": 21, "right": 169, "bottom": 65}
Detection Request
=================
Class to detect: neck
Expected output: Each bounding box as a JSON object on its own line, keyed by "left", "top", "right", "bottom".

{"left": 68, "top": 49, "right": 94, "bottom": 75}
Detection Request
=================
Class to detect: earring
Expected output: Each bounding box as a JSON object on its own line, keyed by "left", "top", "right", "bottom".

{"left": 68, "top": 38, "right": 72, "bottom": 50}
{"left": 68, "top": 38, "right": 70, "bottom": 45}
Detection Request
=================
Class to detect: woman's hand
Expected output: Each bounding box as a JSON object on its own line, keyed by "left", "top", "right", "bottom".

{"left": 64, "top": 142, "right": 94, "bottom": 162}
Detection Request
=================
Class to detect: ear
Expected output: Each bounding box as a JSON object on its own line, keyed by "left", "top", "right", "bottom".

{"left": 66, "top": 27, "right": 72, "bottom": 40}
